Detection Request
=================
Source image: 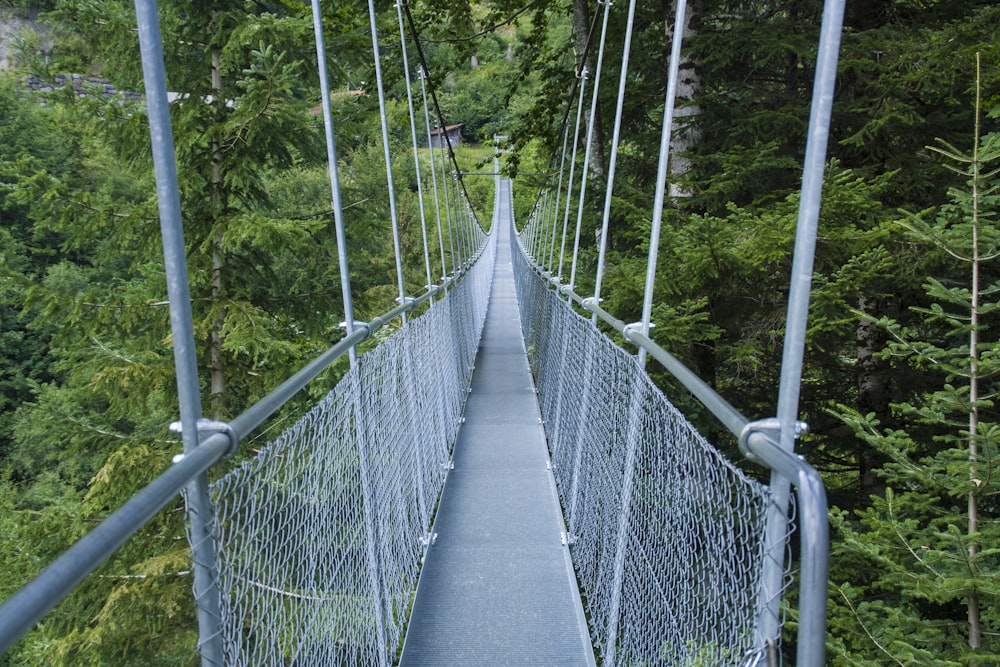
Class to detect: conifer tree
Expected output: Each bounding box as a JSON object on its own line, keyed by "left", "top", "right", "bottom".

{"left": 0, "top": 1, "right": 338, "bottom": 662}
{"left": 829, "top": 56, "right": 1000, "bottom": 666}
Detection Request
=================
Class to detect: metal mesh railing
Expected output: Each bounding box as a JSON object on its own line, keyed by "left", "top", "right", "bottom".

{"left": 209, "top": 232, "right": 494, "bottom": 666}
{"left": 513, "top": 244, "right": 791, "bottom": 666}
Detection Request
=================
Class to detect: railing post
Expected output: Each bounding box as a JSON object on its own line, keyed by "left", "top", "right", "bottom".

{"left": 133, "top": 1, "right": 224, "bottom": 663}
{"left": 756, "top": 0, "right": 845, "bottom": 660}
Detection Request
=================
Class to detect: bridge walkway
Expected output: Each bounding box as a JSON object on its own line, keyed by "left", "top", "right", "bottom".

{"left": 399, "top": 180, "right": 595, "bottom": 666}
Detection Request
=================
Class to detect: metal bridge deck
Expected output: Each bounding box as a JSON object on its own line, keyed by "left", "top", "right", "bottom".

{"left": 399, "top": 181, "right": 595, "bottom": 666}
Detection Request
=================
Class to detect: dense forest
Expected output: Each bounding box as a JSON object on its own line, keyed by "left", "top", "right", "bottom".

{"left": 1, "top": 0, "right": 998, "bottom": 665}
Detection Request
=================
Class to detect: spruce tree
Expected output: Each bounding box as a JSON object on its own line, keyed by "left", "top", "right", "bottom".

{"left": 829, "top": 56, "right": 1000, "bottom": 666}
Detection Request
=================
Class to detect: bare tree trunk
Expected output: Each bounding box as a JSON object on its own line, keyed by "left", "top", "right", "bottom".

{"left": 968, "top": 209, "right": 982, "bottom": 665}
{"left": 966, "top": 55, "right": 986, "bottom": 663}
{"left": 210, "top": 45, "right": 227, "bottom": 419}
{"left": 665, "top": 0, "right": 701, "bottom": 201}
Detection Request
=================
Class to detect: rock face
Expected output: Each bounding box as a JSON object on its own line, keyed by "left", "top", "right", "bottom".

{"left": 19, "top": 73, "right": 142, "bottom": 103}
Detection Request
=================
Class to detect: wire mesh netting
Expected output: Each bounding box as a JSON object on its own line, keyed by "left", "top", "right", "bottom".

{"left": 512, "top": 240, "right": 793, "bottom": 666}
{"left": 209, "top": 230, "right": 494, "bottom": 666}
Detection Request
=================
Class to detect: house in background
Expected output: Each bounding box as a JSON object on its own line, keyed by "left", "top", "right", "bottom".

{"left": 429, "top": 123, "right": 464, "bottom": 149}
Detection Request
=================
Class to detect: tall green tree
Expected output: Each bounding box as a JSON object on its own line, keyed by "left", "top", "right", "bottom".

{"left": 0, "top": 1, "right": 351, "bottom": 661}
{"left": 829, "top": 61, "right": 1000, "bottom": 665}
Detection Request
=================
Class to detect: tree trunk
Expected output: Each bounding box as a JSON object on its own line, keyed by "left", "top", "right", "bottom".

{"left": 210, "top": 45, "right": 227, "bottom": 419}
{"left": 665, "top": 0, "right": 701, "bottom": 201}
{"left": 856, "top": 295, "right": 889, "bottom": 495}
{"left": 967, "top": 107, "right": 982, "bottom": 665}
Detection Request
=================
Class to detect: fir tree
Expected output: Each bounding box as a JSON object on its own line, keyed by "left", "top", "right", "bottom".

{"left": 829, "top": 55, "right": 1000, "bottom": 666}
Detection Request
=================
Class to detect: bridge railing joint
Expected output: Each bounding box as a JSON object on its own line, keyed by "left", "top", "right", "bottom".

{"left": 169, "top": 418, "right": 240, "bottom": 460}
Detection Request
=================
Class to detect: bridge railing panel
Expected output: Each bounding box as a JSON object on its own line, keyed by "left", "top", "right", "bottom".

{"left": 209, "top": 231, "right": 496, "bottom": 666}
{"left": 513, "top": 232, "right": 787, "bottom": 666}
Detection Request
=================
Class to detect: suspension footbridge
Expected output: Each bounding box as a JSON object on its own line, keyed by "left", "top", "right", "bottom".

{"left": 0, "top": 0, "right": 846, "bottom": 664}
{"left": 399, "top": 179, "right": 594, "bottom": 666}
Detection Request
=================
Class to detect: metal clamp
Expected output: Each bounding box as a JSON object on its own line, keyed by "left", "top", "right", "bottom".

{"left": 397, "top": 295, "right": 417, "bottom": 309}
{"left": 169, "top": 418, "right": 240, "bottom": 460}
{"left": 581, "top": 296, "right": 602, "bottom": 312}
{"left": 622, "top": 321, "right": 655, "bottom": 344}
{"left": 339, "top": 319, "right": 372, "bottom": 339}
{"left": 738, "top": 417, "right": 808, "bottom": 465}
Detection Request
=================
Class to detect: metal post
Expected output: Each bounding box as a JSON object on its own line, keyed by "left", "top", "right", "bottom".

{"left": 419, "top": 71, "right": 448, "bottom": 282}
{"left": 454, "top": 173, "right": 469, "bottom": 265}
{"left": 396, "top": 3, "right": 433, "bottom": 290}
{"left": 311, "top": 0, "right": 359, "bottom": 367}
{"left": 637, "top": 0, "right": 687, "bottom": 369}
{"left": 349, "top": 371, "right": 390, "bottom": 667}
{"left": 593, "top": 0, "right": 638, "bottom": 320}
{"left": 569, "top": 1, "right": 611, "bottom": 291}
{"left": 534, "top": 190, "right": 548, "bottom": 260}
{"left": 756, "top": 0, "right": 845, "bottom": 658}
{"left": 133, "top": 1, "right": 223, "bottom": 663}
{"left": 549, "top": 123, "right": 570, "bottom": 274}
{"left": 566, "top": 331, "right": 597, "bottom": 535}
{"left": 559, "top": 67, "right": 588, "bottom": 285}
{"left": 368, "top": 0, "right": 408, "bottom": 314}
{"left": 603, "top": 378, "right": 645, "bottom": 667}
{"left": 439, "top": 138, "right": 458, "bottom": 273}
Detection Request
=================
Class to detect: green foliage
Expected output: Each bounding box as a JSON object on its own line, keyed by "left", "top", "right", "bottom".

{"left": 4, "top": 0, "right": 999, "bottom": 663}
{"left": 829, "top": 85, "right": 1000, "bottom": 665}
{"left": 0, "top": 1, "right": 55, "bottom": 20}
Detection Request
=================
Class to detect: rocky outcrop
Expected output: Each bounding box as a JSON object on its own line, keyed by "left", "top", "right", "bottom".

{"left": 19, "top": 73, "right": 142, "bottom": 104}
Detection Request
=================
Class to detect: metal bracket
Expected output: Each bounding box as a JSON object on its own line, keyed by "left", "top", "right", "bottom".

{"left": 581, "top": 296, "right": 601, "bottom": 312}
{"left": 561, "top": 532, "right": 578, "bottom": 546}
{"left": 738, "top": 417, "right": 808, "bottom": 465}
{"left": 622, "top": 321, "right": 655, "bottom": 344}
{"left": 396, "top": 295, "right": 417, "bottom": 309}
{"left": 419, "top": 532, "right": 437, "bottom": 548}
{"left": 339, "top": 319, "right": 372, "bottom": 339}
{"left": 169, "top": 418, "right": 239, "bottom": 460}
{"left": 442, "top": 460, "right": 455, "bottom": 470}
